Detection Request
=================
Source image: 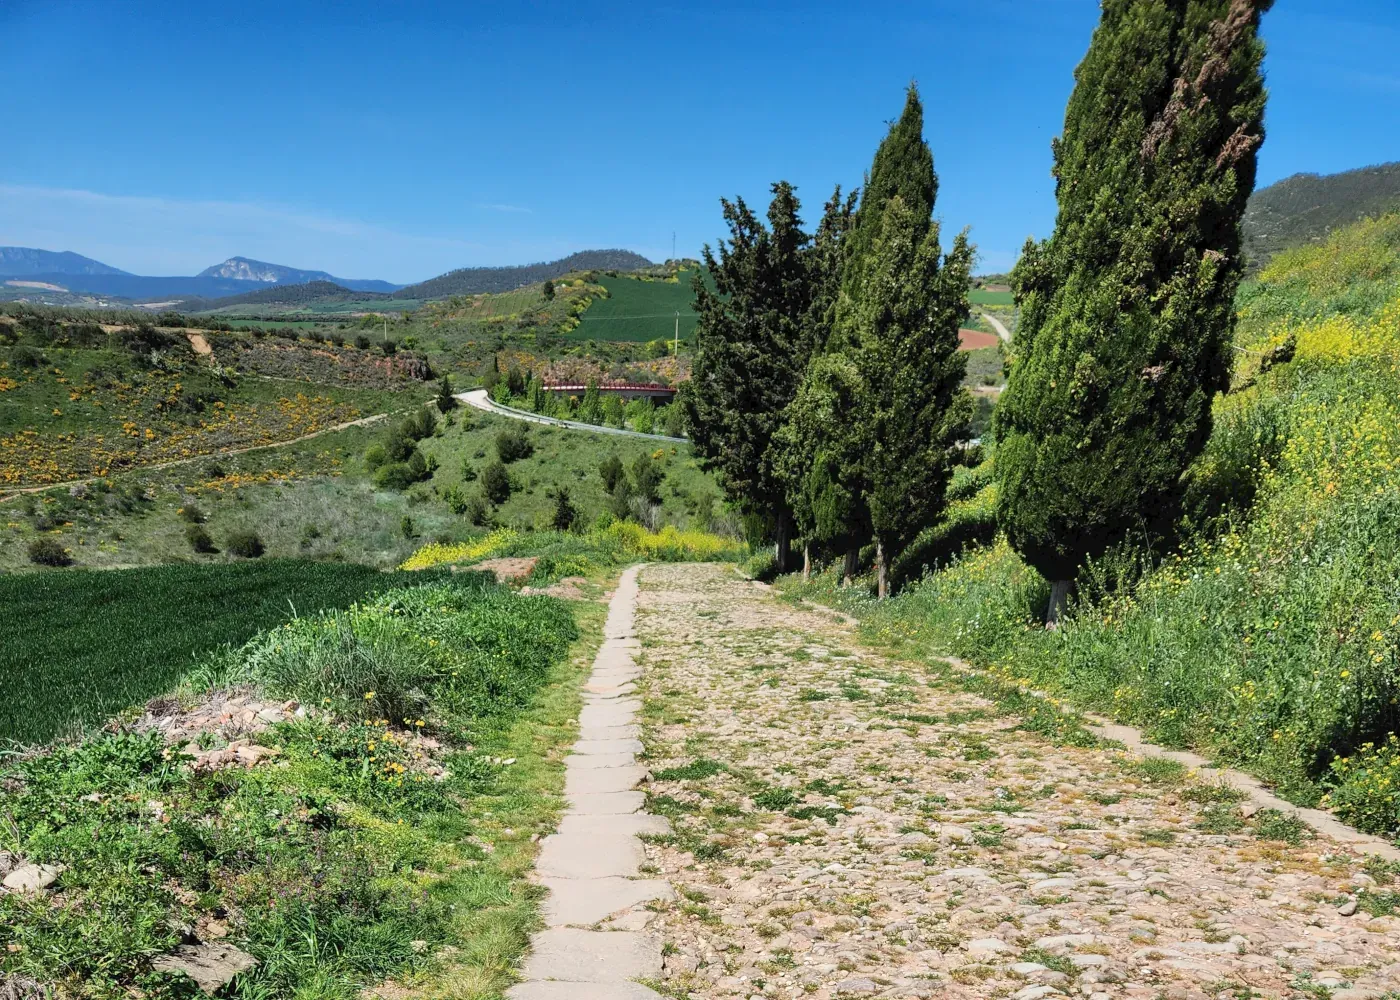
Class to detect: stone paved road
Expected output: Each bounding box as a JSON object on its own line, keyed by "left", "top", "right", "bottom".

{"left": 632, "top": 563, "right": 1400, "bottom": 1000}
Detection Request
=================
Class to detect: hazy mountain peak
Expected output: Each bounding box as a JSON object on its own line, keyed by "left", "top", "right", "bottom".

{"left": 0, "top": 247, "right": 131, "bottom": 278}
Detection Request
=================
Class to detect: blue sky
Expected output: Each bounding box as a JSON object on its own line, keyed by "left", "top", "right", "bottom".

{"left": 2, "top": 0, "right": 1397, "bottom": 283}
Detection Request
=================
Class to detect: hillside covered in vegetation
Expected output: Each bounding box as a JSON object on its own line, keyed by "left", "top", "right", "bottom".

{"left": 790, "top": 208, "right": 1400, "bottom": 836}
{"left": 1243, "top": 161, "right": 1400, "bottom": 269}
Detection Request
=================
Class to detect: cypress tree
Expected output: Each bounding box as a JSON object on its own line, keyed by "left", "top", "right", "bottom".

{"left": 683, "top": 182, "right": 812, "bottom": 570}
{"left": 852, "top": 196, "right": 973, "bottom": 599}
{"left": 995, "top": 0, "right": 1272, "bottom": 624}
{"left": 775, "top": 186, "right": 860, "bottom": 579}
{"left": 831, "top": 84, "right": 937, "bottom": 352}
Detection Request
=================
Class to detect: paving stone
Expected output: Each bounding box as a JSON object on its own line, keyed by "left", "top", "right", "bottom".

{"left": 539, "top": 876, "right": 675, "bottom": 925}
{"left": 521, "top": 928, "right": 661, "bottom": 982}
{"left": 564, "top": 764, "right": 648, "bottom": 796}
{"left": 573, "top": 738, "right": 643, "bottom": 755}
{"left": 536, "top": 834, "right": 645, "bottom": 879}
{"left": 578, "top": 701, "right": 641, "bottom": 729}
{"left": 558, "top": 813, "right": 671, "bottom": 837}
{"left": 564, "top": 752, "right": 637, "bottom": 770}
{"left": 506, "top": 984, "right": 664, "bottom": 1000}
{"left": 566, "top": 790, "right": 644, "bottom": 815}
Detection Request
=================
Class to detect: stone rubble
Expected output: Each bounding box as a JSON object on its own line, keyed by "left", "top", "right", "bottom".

{"left": 628, "top": 563, "right": 1400, "bottom": 1000}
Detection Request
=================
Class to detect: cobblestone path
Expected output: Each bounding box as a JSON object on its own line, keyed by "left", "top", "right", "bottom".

{"left": 632, "top": 563, "right": 1400, "bottom": 1000}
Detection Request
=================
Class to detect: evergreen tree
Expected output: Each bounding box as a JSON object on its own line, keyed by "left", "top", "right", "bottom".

{"left": 853, "top": 196, "right": 973, "bottom": 599}
{"left": 551, "top": 486, "right": 577, "bottom": 531}
{"left": 543, "top": 279, "right": 555, "bottom": 301}
{"left": 995, "top": 0, "right": 1272, "bottom": 624}
{"left": 773, "top": 186, "right": 859, "bottom": 579}
{"left": 578, "top": 379, "right": 603, "bottom": 424}
{"left": 683, "top": 182, "right": 813, "bottom": 570}
{"left": 831, "top": 84, "right": 937, "bottom": 352}
{"left": 773, "top": 353, "right": 869, "bottom": 581}
{"left": 434, "top": 374, "right": 456, "bottom": 413}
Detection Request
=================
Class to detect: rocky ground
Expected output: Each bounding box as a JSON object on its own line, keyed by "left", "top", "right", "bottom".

{"left": 631, "top": 563, "right": 1400, "bottom": 1000}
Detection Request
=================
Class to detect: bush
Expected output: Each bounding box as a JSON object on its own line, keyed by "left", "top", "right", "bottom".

{"left": 178, "top": 504, "right": 207, "bottom": 524}
{"left": 495, "top": 424, "right": 533, "bottom": 463}
{"left": 226, "top": 531, "right": 265, "bottom": 559}
{"left": 400, "top": 515, "right": 417, "bottom": 539}
{"left": 631, "top": 453, "right": 664, "bottom": 503}
{"left": 598, "top": 455, "right": 626, "bottom": 493}
{"left": 480, "top": 460, "right": 512, "bottom": 505}
{"left": 466, "top": 493, "right": 491, "bottom": 526}
{"left": 28, "top": 537, "right": 72, "bottom": 567}
{"left": 185, "top": 524, "right": 216, "bottom": 553}
{"left": 364, "top": 443, "right": 388, "bottom": 470}
{"left": 355, "top": 334, "right": 371, "bottom": 349}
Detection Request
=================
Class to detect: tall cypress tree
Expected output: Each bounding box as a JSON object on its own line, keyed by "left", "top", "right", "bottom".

{"left": 853, "top": 196, "right": 973, "bottom": 598}
{"left": 774, "top": 187, "right": 860, "bottom": 579}
{"left": 683, "top": 183, "right": 812, "bottom": 569}
{"left": 831, "top": 84, "right": 937, "bottom": 353}
{"left": 995, "top": 0, "right": 1271, "bottom": 624}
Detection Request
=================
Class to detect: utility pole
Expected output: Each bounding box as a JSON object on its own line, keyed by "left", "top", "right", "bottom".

{"left": 674, "top": 311, "right": 679, "bottom": 358}
{"left": 671, "top": 231, "right": 676, "bottom": 261}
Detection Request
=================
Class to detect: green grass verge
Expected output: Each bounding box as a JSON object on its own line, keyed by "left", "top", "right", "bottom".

{"left": 0, "top": 573, "right": 597, "bottom": 999}
{"left": 0, "top": 560, "right": 450, "bottom": 744}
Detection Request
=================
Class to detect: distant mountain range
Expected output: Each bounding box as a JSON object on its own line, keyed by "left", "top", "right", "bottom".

{"left": 0, "top": 250, "right": 401, "bottom": 301}
{"left": 1244, "top": 162, "right": 1400, "bottom": 269}
{"left": 0, "top": 247, "right": 654, "bottom": 307}
{"left": 197, "top": 257, "right": 398, "bottom": 293}
{"left": 0, "top": 247, "right": 131, "bottom": 277}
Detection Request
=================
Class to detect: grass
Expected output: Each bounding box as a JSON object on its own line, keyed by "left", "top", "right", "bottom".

{"left": 573, "top": 273, "right": 703, "bottom": 343}
{"left": 969, "top": 288, "right": 1014, "bottom": 306}
{"left": 0, "top": 560, "right": 449, "bottom": 744}
{"left": 0, "top": 572, "right": 594, "bottom": 999}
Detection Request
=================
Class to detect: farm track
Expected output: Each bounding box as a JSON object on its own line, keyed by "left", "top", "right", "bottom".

{"left": 981, "top": 311, "right": 1012, "bottom": 344}
{"left": 458, "top": 389, "right": 687, "bottom": 443}
{"left": 624, "top": 563, "right": 1400, "bottom": 1000}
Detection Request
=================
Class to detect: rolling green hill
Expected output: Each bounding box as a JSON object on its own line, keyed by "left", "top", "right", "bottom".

{"left": 393, "top": 250, "right": 653, "bottom": 299}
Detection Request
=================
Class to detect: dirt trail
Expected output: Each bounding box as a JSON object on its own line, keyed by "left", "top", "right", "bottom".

{"left": 632, "top": 563, "right": 1400, "bottom": 1000}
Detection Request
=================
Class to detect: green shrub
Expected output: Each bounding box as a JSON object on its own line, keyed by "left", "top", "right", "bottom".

{"left": 27, "top": 537, "right": 72, "bottom": 567}
{"left": 495, "top": 424, "right": 533, "bottom": 463}
{"left": 226, "top": 531, "right": 265, "bottom": 559}
{"left": 178, "top": 503, "right": 207, "bottom": 524}
{"left": 1325, "top": 735, "right": 1400, "bottom": 836}
{"left": 599, "top": 455, "right": 625, "bottom": 493}
{"left": 481, "top": 460, "right": 512, "bottom": 504}
{"left": 364, "top": 443, "right": 388, "bottom": 470}
{"left": 552, "top": 487, "right": 578, "bottom": 532}
{"left": 185, "top": 524, "right": 216, "bottom": 553}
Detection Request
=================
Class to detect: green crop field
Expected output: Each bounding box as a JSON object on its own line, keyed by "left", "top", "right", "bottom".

{"left": 0, "top": 561, "right": 446, "bottom": 744}
{"left": 573, "top": 274, "right": 703, "bottom": 342}
{"left": 969, "top": 288, "right": 1015, "bottom": 306}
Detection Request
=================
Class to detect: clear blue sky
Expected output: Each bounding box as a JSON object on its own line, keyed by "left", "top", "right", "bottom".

{"left": 3, "top": 0, "right": 1397, "bottom": 284}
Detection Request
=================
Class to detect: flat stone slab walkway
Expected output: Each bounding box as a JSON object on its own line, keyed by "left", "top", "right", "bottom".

{"left": 507, "top": 565, "right": 673, "bottom": 1000}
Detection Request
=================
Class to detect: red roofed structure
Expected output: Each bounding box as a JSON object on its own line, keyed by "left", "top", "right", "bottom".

{"left": 543, "top": 382, "right": 677, "bottom": 402}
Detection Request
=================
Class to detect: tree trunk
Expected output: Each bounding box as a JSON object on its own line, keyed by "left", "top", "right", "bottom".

{"left": 842, "top": 547, "right": 859, "bottom": 588}
{"left": 774, "top": 509, "right": 792, "bottom": 574}
{"left": 802, "top": 542, "right": 812, "bottom": 582}
{"left": 1045, "top": 579, "right": 1071, "bottom": 629}
{"left": 876, "top": 540, "right": 888, "bottom": 600}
